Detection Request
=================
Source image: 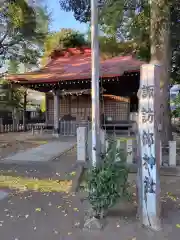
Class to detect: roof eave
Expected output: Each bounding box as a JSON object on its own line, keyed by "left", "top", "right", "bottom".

{"left": 6, "top": 69, "right": 140, "bottom": 85}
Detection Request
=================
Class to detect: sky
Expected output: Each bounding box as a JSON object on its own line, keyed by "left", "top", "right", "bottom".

{"left": 46, "top": 0, "right": 88, "bottom": 33}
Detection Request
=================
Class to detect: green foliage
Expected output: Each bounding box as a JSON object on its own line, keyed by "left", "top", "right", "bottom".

{"left": 0, "top": 0, "right": 50, "bottom": 68}
{"left": 87, "top": 140, "right": 131, "bottom": 218}
{"left": 0, "top": 78, "right": 23, "bottom": 109}
{"left": 41, "top": 28, "right": 88, "bottom": 66}
{"left": 87, "top": 26, "right": 140, "bottom": 59}
{"left": 7, "top": 60, "right": 19, "bottom": 74}
{"left": 2, "top": 0, "right": 36, "bottom": 37}
{"left": 171, "top": 93, "right": 180, "bottom": 117}
{"left": 9, "top": 87, "right": 23, "bottom": 109}
{"left": 0, "top": 60, "right": 24, "bottom": 110}
{"left": 59, "top": 0, "right": 180, "bottom": 80}
{"left": 99, "top": 37, "right": 138, "bottom": 59}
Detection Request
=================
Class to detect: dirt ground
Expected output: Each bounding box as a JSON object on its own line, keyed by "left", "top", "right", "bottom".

{"left": 0, "top": 131, "right": 56, "bottom": 160}
{"left": 0, "top": 146, "right": 180, "bottom": 239}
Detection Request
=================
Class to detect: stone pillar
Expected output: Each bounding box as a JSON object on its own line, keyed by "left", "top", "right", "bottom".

{"left": 77, "top": 127, "right": 87, "bottom": 162}
{"left": 53, "top": 90, "right": 60, "bottom": 136}
{"left": 169, "top": 141, "right": 176, "bottom": 166}
{"left": 138, "top": 64, "right": 161, "bottom": 230}
{"left": 126, "top": 139, "right": 133, "bottom": 164}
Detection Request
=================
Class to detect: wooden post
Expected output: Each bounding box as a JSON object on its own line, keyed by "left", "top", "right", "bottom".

{"left": 138, "top": 64, "right": 161, "bottom": 230}
{"left": 53, "top": 90, "right": 60, "bottom": 137}
{"left": 32, "top": 126, "right": 34, "bottom": 135}
{"left": 169, "top": 141, "right": 176, "bottom": 166}
{"left": 45, "top": 93, "right": 48, "bottom": 127}
{"left": 40, "top": 126, "right": 43, "bottom": 135}
{"left": 0, "top": 118, "right": 3, "bottom": 133}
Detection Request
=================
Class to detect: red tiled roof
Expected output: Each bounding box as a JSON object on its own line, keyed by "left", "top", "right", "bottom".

{"left": 7, "top": 47, "right": 144, "bottom": 84}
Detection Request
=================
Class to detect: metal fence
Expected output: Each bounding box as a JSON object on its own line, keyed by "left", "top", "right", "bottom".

{"left": 59, "top": 121, "right": 91, "bottom": 136}
{"left": 59, "top": 120, "right": 135, "bottom": 136}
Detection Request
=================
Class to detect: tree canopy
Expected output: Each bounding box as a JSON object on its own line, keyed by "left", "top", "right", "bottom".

{"left": 59, "top": 0, "right": 180, "bottom": 81}
{"left": 0, "top": 0, "right": 50, "bottom": 72}
{"left": 41, "top": 28, "right": 88, "bottom": 66}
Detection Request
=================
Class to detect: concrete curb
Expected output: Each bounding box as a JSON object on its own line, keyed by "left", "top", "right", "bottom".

{"left": 0, "top": 143, "right": 77, "bottom": 164}
{"left": 52, "top": 144, "right": 77, "bottom": 161}
{"left": 71, "top": 163, "right": 85, "bottom": 193}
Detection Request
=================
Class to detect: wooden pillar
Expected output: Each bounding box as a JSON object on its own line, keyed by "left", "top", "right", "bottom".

{"left": 45, "top": 93, "right": 48, "bottom": 126}
{"left": 138, "top": 64, "right": 161, "bottom": 230}
{"left": 53, "top": 90, "right": 60, "bottom": 136}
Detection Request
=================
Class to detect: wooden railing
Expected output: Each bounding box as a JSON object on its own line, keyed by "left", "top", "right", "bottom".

{"left": 0, "top": 123, "right": 45, "bottom": 133}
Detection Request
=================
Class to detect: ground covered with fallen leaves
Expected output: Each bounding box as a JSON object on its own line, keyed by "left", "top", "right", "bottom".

{"left": 1, "top": 148, "right": 180, "bottom": 239}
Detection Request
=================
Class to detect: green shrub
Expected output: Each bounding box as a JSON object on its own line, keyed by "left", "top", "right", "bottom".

{"left": 87, "top": 139, "right": 131, "bottom": 219}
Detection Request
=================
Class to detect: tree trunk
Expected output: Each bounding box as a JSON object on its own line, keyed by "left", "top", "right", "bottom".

{"left": 23, "top": 89, "right": 27, "bottom": 131}
{"left": 150, "top": 0, "right": 172, "bottom": 143}
{"left": 12, "top": 107, "right": 18, "bottom": 131}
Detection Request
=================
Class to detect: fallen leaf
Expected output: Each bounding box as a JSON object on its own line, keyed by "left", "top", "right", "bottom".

{"left": 0, "top": 176, "right": 72, "bottom": 193}
{"left": 70, "top": 171, "right": 76, "bottom": 176}
{"left": 68, "top": 232, "right": 72, "bottom": 235}
{"left": 53, "top": 229, "right": 58, "bottom": 234}
{"left": 57, "top": 205, "right": 62, "bottom": 208}
{"left": 131, "top": 238, "right": 136, "bottom": 240}
{"left": 35, "top": 208, "right": 41, "bottom": 212}
{"left": 73, "top": 208, "right": 79, "bottom": 212}
{"left": 176, "top": 224, "right": 180, "bottom": 228}
{"left": 74, "top": 222, "right": 80, "bottom": 226}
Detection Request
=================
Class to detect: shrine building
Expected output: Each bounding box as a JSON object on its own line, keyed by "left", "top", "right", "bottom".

{"left": 6, "top": 47, "right": 144, "bottom": 136}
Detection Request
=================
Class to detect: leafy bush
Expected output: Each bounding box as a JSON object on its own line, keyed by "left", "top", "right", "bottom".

{"left": 87, "top": 139, "right": 131, "bottom": 219}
